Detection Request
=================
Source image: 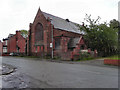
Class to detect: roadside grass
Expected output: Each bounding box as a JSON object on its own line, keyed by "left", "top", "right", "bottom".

{"left": 77, "top": 55, "right": 119, "bottom": 61}
{"left": 15, "top": 55, "right": 41, "bottom": 59}
{"left": 77, "top": 56, "right": 95, "bottom": 61}
{"left": 76, "top": 57, "right": 106, "bottom": 61}
{"left": 104, "top": 55, "right": 119, "bottom": 60}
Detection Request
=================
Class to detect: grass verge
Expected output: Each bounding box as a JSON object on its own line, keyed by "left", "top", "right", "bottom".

{"left": 104, "top": 55, "right": 119, "bottom": 60}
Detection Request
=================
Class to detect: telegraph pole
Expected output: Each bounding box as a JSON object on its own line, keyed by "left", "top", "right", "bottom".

{"left": 49, "top": 18, "right": 53, "bottom": 59}
{"left": 51, "top": 24, "right": 53, "bottom": 59}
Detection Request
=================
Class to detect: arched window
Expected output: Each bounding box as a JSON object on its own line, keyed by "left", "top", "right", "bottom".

{"left": 35, "top": 23, "right": 44, "bottom": 44}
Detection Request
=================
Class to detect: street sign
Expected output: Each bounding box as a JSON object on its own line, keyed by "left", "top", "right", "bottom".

{"left": 50, "top": 43, "right": 52, "bottom": 48}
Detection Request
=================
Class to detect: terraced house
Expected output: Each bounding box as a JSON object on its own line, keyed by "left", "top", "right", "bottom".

{"left": 0, "top": 40, "right": 2, "bottom": 56}
{"left": 2, "top": 31, "right": 26, "bottom": 56}
{"left": 28, "top": 8, "right": 88, "bottom": 60}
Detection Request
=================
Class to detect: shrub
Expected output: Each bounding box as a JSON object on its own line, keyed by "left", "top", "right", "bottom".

{"left": 79, "top": 51, "right": 93, "bottom": 60}
{"left": 44, "top": 54, "right": 51, "bottom": 59}
{"left": 53, "top": 56, "right": 61, "bottom": 60}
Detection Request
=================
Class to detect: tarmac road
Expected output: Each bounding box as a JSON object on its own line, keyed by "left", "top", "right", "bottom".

{"left": 1, "top": 56, "right": 118, "bottom": 88}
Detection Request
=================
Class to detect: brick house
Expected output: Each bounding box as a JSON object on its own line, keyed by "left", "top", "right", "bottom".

{"left": 2, "top": 31, "right": 26, "bottom": 55}
{"left": 28, "top": 8, "right": 88, "bottom": 60}
{"left": 0, "top": 40, "right": 2, "bottom": 56}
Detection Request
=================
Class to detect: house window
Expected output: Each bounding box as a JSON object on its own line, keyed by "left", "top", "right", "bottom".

{"left": 3, "top": 47, "right": 7, "bottom": 53}
{"left": 67, "top": 38, "right": 75, "bottom": 51}
{"left": 35, "top": 23, "right": 44, "bottom": 44}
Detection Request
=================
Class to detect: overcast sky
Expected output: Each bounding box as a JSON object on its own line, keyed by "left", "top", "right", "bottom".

{"left": 0, "top": 0, "right": 119, "bottom": 41}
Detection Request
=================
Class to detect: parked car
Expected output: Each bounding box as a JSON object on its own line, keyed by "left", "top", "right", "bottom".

{"left": 9, "top": 52, "right": 19, "bottom": 56}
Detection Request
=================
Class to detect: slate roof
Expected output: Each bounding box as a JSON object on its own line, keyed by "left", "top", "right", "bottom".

{"left": 42, "top": 12, "right": 84, "bottom": 34}
{"left": 3, "top": 34, "right": 14, "bottom": 41}
{"left": 8, "top": 34, "right": 14, "bottom": 38}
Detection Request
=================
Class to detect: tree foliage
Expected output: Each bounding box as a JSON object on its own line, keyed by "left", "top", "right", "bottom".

{"left": 110, "top": 19, "right": 119, "bottom": 28}
{"left": 78, "top": 14, "right": 118, "bottom": 56}
{"left": 20, "top": 30, "right": 28, "bottom": 39}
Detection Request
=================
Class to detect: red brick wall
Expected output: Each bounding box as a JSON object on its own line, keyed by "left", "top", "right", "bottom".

{"left": 0, "top": 41, "right": 2, "bottom": 56}
{"left": 29, "top": 8, "right": 51, "bottom": 55}
{"left": 53, "top": 28, "right": 82, "bottom": 53}
{"left": 16, "top": 31, "right": 26, "bottom": 53}
{"left": 8, "top": 35, "right": 16, "bottom": 53}
{"left": 7, "top": 31, "right": 26, "bottom": 53}
{"left": 73, "top": 37, "right": 87, "bottom": 55}
{"left": 104, "top": 59, "right": 120, "bottom": 66}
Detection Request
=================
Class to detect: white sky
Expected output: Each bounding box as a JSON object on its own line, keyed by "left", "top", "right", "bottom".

{"left": 0, "top": 0, "right": 119, "bottom": 41}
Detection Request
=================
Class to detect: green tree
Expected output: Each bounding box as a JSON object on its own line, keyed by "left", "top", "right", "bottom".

{"left": 109, "top": 19, "right": 119, "bottom": 28}
{"left": 77, "top": 14, "right": 118, "bottom": 56}
{"left": 20, "top": 30, "right": 28, "bottom": 39}
{"left": 20, "top": 30, "right": 28, "bottom": 55}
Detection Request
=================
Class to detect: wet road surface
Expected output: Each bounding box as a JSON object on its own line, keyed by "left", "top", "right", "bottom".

{"left": 1, "top": 56, "right": 118, "bottom": 88}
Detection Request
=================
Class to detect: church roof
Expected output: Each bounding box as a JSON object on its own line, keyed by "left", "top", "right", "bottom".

{"left": 42, "top": 12, "right": 84, "bottom": 34}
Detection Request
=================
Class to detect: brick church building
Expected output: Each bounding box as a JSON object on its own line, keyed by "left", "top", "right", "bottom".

{"left": 28, "top": 8, "right": 88, "bottom": 60}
